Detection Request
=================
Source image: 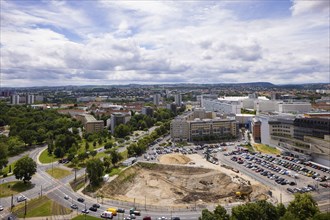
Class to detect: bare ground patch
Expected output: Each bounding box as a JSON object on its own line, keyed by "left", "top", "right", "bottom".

{"left": 98, "top": 161, "right": 261, "bottom": 207}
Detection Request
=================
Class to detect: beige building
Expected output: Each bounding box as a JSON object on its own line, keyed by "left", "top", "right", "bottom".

{"left": 170, "top": 108, "right": 237, "bottom": 141}
{"left": 76, "top": 114, "right": 104, "bottom": 134}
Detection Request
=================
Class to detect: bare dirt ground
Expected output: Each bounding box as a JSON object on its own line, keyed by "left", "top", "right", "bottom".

{"left": 158, "top": 153, "right": 191, "bottom": 165}
{"left": 99, "top": 154, "right": 270, "bottom": 207}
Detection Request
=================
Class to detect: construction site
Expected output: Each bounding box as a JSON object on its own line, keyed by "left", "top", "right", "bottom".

{"left": 98, "top": 154, "right": 269, "bottom": 207}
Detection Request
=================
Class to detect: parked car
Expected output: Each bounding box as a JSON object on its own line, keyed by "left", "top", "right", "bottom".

{"left": 287, "top": 188, "right": 294, "bottom": 193}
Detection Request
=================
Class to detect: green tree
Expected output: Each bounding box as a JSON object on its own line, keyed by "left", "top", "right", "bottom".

{"left": 90, "top": 150, "right": 97, "bottom": 157}
{"left": 312, "top": 212, "right": 330, "bottom": 220}
{"left": 104, "top": 142, "right": 113, "bottom": 149}
{"left": 199, "top": 209, "right": 217, "bottom": 220}
{"left": 85, "top": 142, "right": 90, "bottom": 152}
{"left": 13, "top": 156, "right": 37, "bottom": 183}
{"left": 199, "top": 205, "right": 230, "bottom": 220}
{"left": 285, "top": 193, "right": 319, "bottom": 220}
{"left": 280, "top": 211, "right": 300, "bottom": 220}
{"left": 86, "top": 158, "right": 104, "bottom": 187}
{"left": 109, "top": 149, "right": 122, "bottom": 167}
{"left": 256, "top": 200, "right": 279, "bottom": 220}
{"left": 214, "top": 205, "right": 230, "bottom": 220}
{"left": 114, "top": 124, "right": 131, "bottom": 138}
{"left": 0, "top": 142, "right": 8, "bottom": 170}
{"left": 19, "top": 129, "right": 36, "bottom": 146}
{"left": 276, "top": 203, "right": 286, "bottom": 218}
{"left": 103, "top": 156, "right": 112, "bottom": 172}
{"left": 232, "top": 202, "right": 264, "bottom": 220}
{"left": 7, "top": 136, "right": 24, "bottom": 155}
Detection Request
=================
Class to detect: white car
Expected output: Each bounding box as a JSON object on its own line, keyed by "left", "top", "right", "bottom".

{"left": 64, "top": 195, "right": 69, "bottom": 200}
{"left": 0, "top": 205, "right": 4, "bottom": 211}
{"left": 17, "top": 195, "right": 27, "bottom": 202}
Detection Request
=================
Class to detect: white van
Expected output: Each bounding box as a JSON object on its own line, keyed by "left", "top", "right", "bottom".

{"left": 101, "top": 211, "right": 113, "bottom": 219}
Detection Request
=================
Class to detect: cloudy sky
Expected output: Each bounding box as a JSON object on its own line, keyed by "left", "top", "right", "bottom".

{"left": 1, "top": 0, "right": 329, "bottom": 87}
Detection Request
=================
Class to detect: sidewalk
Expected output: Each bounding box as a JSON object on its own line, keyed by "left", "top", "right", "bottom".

{"left": 18, "top": 213, "right": 78, "bottom": 220}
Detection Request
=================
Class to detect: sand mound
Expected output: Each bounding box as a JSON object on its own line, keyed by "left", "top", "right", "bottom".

{"left": 159, "top": 153, "right": 191, "bottom": 165}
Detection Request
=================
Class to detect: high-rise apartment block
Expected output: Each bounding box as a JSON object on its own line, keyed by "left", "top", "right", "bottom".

{"left": 153, "top": 94, "right": 161, "bottom": 106}
{"left": 174, "top": 94, "right": 182, "bottom": 106}
{"left": 11, "top": 94, "right": 20, "bottom": 105}
{"left": 26, "top": 94, "right": 35, "bottom": 104}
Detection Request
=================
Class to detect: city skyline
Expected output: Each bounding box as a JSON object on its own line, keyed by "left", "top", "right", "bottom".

{"left": 1, "top": 0, "right": 329, "bottom": 87}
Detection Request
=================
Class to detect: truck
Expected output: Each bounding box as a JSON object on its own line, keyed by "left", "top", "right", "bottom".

{"left": 101, "top": 211, "right": 113, "bottom": 219}
{"left": 106, "top": 208, "right": 117, "bottom": 216}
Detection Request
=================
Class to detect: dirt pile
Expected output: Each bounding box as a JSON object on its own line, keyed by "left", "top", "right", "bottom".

{"left": 159, "top": 154, "right": 191, "bottom": 165}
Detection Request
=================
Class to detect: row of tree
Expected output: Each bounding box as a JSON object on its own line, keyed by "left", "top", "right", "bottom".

{"left": 200, "top": 193, "right": 329, "bottom": 220}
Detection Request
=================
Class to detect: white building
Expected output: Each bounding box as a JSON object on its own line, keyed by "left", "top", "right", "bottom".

{"left": 202, "top": 98, "right": 242, "bottom": 114}
{"left": 26, "top": 94, "right": 35, "bottom": 104}
{"left": 254, "top": 100, "right": 277, "bottom": 113}
{"left": 174, "top": 94, "right": 182, "bottom": 106}
{"left": 11, "top": 94, "right": 20, "bottom": 105}
{"left": 153, "top": 94, "right": 161, "bottom": 106}
{"left": 277, "top": 102, "right": 311, "bottom": 114}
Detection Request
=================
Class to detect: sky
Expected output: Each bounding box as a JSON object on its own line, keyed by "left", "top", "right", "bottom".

{"left": 0, "top": 0, "right": 329, "bottom": 87}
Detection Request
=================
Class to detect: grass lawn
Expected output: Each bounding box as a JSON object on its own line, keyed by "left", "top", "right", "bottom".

{"left": 1, "top": 159, "right": 18, "bottom": 176}
{"left": 70, "top": 175, "right": 86, "bottom": 192}
{"left": 109, "top": 166, "right": 124, "bottom": 176}
{"left": 46, "top": 167, "right": 71, "bottom": 179}
{"left": 13, "top": 196, "right": 71, "bottom": 218}
{"left": 77, "top": 139, "right": 103, "bottom": 154}
{"left": 39, "top": 148, "right": 58, "bottom": 164}
{"left": 0, "top": 181, "right": 34, "bottom": 198}
{"left": 243, "top": 144, "right": 255, "bottom": 153}
{"left": 72, "top": 215, "right": 101, "bottom": 220}
{"left": 119, "top": 150, "right": 128, "bottom": 160}
{"left": 253, "top": 143, "right": 281, "bottom": 155}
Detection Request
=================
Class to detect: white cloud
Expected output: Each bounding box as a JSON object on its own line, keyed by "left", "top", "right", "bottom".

{"left": 291, "top": 0, "right": 330, "bottom": 16}
{"left": 0, "top": 0, "right": 329, "bottom": 86}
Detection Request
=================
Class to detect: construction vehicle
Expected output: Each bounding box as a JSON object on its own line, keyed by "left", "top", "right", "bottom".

{"left": 235, "top": 185, "right": 252, "bottom": 202}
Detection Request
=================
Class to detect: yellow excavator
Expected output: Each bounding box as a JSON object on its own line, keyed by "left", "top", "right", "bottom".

{"left": 235, "top": 186, "right": 252, "bottom": 202}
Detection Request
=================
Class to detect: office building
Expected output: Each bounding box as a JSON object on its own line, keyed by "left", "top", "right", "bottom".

{"left": 76, "top": 114, "right": 104, "bottom": 134}
{"left": 170, "top": 108, "right": 237, "bottom": 141}
{"left": 251, "top": 118, "right": 261, "bottom": 143}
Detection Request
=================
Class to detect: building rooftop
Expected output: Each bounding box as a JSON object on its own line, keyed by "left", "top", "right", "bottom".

{"left": 84, "top": 114, "right": 99, "bottom": 123}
